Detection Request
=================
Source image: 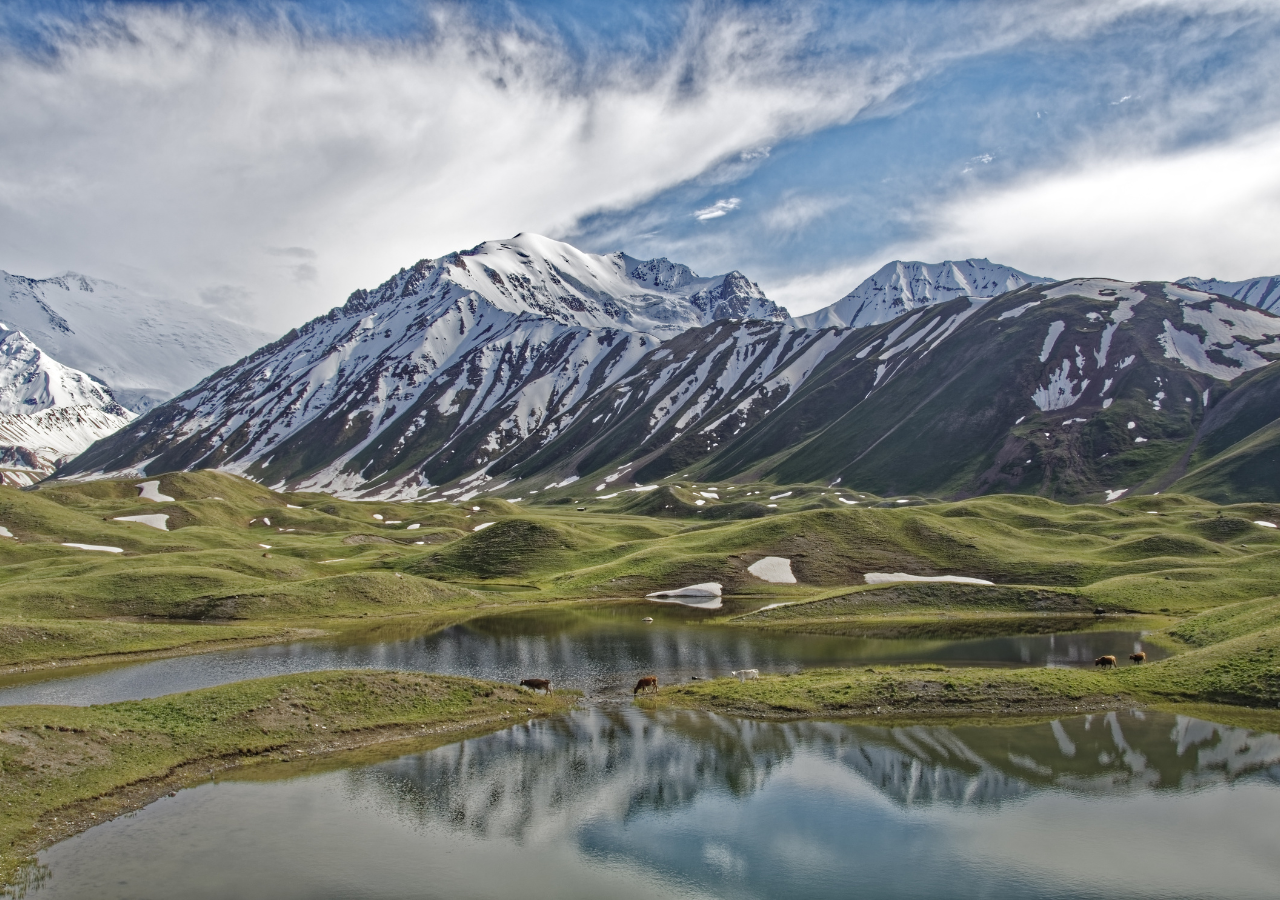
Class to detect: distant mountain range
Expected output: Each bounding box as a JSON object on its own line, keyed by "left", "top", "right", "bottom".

{"left": 1175, "top": 275, "right": 1280, "bottom": 314}
{"left": 56, "top": 234, "right": 1280, "bottom": 505}
{"left": 0, "top": 271, "right": 272, "bottom": 483}
{"left": 0, "top": 271, "right": 275, "bottom": 413}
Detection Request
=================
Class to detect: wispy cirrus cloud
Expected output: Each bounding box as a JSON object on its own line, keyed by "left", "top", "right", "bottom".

{"left": 694, "top": 198, "right": 741, "bottom": 221}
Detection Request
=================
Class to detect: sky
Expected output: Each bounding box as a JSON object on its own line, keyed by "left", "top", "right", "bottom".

{"left": 1, "top": 0, "right": 1278, "bottom": 332}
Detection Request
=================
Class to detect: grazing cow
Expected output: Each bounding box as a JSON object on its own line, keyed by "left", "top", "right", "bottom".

{"left": 1094, "top": 655, "right": 1118, "bottom": 669}
{"left": 1129, "top": 652, "right": 1146, "bottom": 663}
{"left": 731, "top": 669, "right": 760, "bottom": 682}
{"left": 634, "top": 675, "right": 659, "bottom": 695}
{"left": 520, "top": 678, "right": 552, "bottom": 694}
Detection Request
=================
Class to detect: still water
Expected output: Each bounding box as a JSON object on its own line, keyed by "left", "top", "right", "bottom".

{"left": 25, "top": 708, "right": 1280, "bottom": 899}
{"left": 0, "top": 605, "right": 1162, "bottom": 706}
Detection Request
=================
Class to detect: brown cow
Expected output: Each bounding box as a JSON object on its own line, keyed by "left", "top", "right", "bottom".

{"left": 1129, "top": 652, "right": 1146, "bottom": 663}
{"left": 634, "top": 675, "right": 659, "bottom": 695}
{"left": 1094, "top": 655, "right": 1118, "bottom": 669}
{"left": 520, "top": 678, "right": 552, "bottom": 694}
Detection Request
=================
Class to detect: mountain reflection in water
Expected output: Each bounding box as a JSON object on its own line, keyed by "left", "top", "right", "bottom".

{"left": 30, "top": 709, "right": 1280, "bottom": 900}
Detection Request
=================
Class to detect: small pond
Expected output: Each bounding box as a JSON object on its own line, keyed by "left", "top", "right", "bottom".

{"left": 0, "top": 603, "right": 1164, "bottom": 706}
{"left": 20, "top": 708, "right": 1280, "bottom": 899}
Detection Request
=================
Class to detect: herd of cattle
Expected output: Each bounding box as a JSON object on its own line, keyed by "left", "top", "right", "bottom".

{"left": 1094, "top": 652, "right": 1146, "bottom": 668}
{"left": 517, "top": 655, "right": 1144, "bottom": 695}
{"left": 519, "top": 669, "right": 764, "bottom": 697}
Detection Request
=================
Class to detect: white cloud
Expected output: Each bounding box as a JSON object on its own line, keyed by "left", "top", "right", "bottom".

{"left": 882, "top": 123, "right": 1280, "bottom": 283}
{"left": 762, "top": 192, "right": 849, "bottom": 233}
{"left": 767, "top": 261, "right": 877, "bottom": 315}
{"left": 694, "top": 198, "right": 742, "bottom": 221}
{"left": 1, "top": 0, "right": 1272, "bottom": 333}
{"left": 0, "top": 6, "right": 910, "bottom": 331}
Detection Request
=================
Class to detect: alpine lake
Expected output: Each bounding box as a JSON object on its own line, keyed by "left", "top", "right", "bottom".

{"left": 5, "top": 601, "right": 1279, "bottom": 899}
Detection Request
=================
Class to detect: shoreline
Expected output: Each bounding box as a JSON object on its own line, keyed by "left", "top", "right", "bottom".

{"left": 0, "top": 628, "right": 329, "bottom": 679}
{"left": 0, "top": 671, "right": 571, "bottom": 888}
{"left": 6, "top": 663, "right": 1280, "bottom": 889}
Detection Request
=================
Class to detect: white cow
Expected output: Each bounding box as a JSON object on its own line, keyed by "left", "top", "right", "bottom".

{"left": 731, "top": 669, "right": 760, "bottom": 682}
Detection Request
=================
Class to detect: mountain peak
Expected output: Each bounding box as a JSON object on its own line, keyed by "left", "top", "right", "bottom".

{"left": 795, "top": 258, "right": 1052, "bottom": 330}
{"left": 0, "top": 325, "right": 130, "bottom": 416}
{"left": 340, "top": 233, "right": 787, "bottom": 335}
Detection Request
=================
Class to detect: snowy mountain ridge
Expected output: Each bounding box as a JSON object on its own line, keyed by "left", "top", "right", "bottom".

{"left": 60, "top": 234, "right": 788, "bottom": 496}
{"left": 1176, "top": 275, "right": 1280, "bottom": 314}
{"left": 0, "top": 325, "right": 129, "bottom": 416}
{"left": 795, "top": 258, "right": 1052, "bottom": 329}
{"left": 0, "top": 270, "right": 275, "bottom": 412}
{"left": 58, "top": 231, "right": 1280, "bottom": 502}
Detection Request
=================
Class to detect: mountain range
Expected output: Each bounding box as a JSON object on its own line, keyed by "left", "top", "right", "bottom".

{"left": 0, "top": 271, "right": 272, "bottom": 483}
{"left": 0, "top": 271, "right": 274, "bottom": 413}
{"left": 55, "top": 234, "right": 1280, "bottom": 505}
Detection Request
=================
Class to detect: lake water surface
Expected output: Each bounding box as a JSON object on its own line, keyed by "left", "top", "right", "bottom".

{"left": 24, "top": 708, "right": 1280, "bottom": 899}
{"left": 0, "top": 604, "right": 1162, "bottom": 706}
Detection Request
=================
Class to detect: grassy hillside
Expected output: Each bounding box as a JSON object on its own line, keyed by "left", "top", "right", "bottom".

{"left": 0, "top": 469, "right": 1276, "bottom": 672}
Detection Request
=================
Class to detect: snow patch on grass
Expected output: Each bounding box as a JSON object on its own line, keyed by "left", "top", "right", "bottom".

{"left": 864, "top": 572, "right": 993, "bottom": 586}
{"left": 112, "top": 514, "right": 169, "bottom": 531}
{"left": 1038, "top": 321, "right": 1066, "bottom": 362}
{"left": 646, "top": 582, "right": 723, "bottom": 609}
{"left": 747, "top": 556, "right": 796, "bottom": 584}
{"left": 998, "top": 301, "right": 1039, "bottom": 320}
{"left": 136, "top": 480, "right": 173, "bottom": 503}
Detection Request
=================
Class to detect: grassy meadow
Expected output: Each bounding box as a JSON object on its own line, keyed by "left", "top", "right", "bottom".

{"left": 3, "top": 469, "right": 1280, "bottom": 883}
{"left": 0, "top": 470, "right": 1277, "bottom": 671}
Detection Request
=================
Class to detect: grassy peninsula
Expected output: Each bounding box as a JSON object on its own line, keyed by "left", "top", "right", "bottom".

{"left": 0, "top": 670, "right": 570, "bottom": 887}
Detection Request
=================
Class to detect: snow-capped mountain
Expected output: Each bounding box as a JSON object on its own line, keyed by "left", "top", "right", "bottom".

{"left": 65, "top": 234, "right": 1280, "bottom": 503}
{"left": 0, "top": 271, "right": 276, "bottom": 412}
{"left": 61, "top": 234, "right": 787, "bottom": 496}
{"left": 795, "top": 258, "right": 1051, "bottom": 329}
{"left": 0, "top": 326, "right": 134, "bottom": 483}
{"left": 1176, "top": 275, "right": 1280, "bottom": 314}
{"left": 0, "top": 325, "right": 127, "bottom": 415}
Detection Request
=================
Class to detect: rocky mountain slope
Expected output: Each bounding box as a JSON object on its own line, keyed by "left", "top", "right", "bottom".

{"left": 0, "top": 270, "right": 275, "bottom": 412}
{"left": 58, "top": 232, "right": 1280, "bottom": 503}
{"left": 59, "top": 234, "right": 786, "bottom": 496}
{"left": 1176, "top": 275, "right": 1280, "bottom": 314}
{"left": 473, "top": 278, "right": 1280, "bottom": 501}
{"left": 794, "top": 258, "right": 1051, "bottom": 329}
{"left": 0, "top": 406, "right": 134, "bottom": 484}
